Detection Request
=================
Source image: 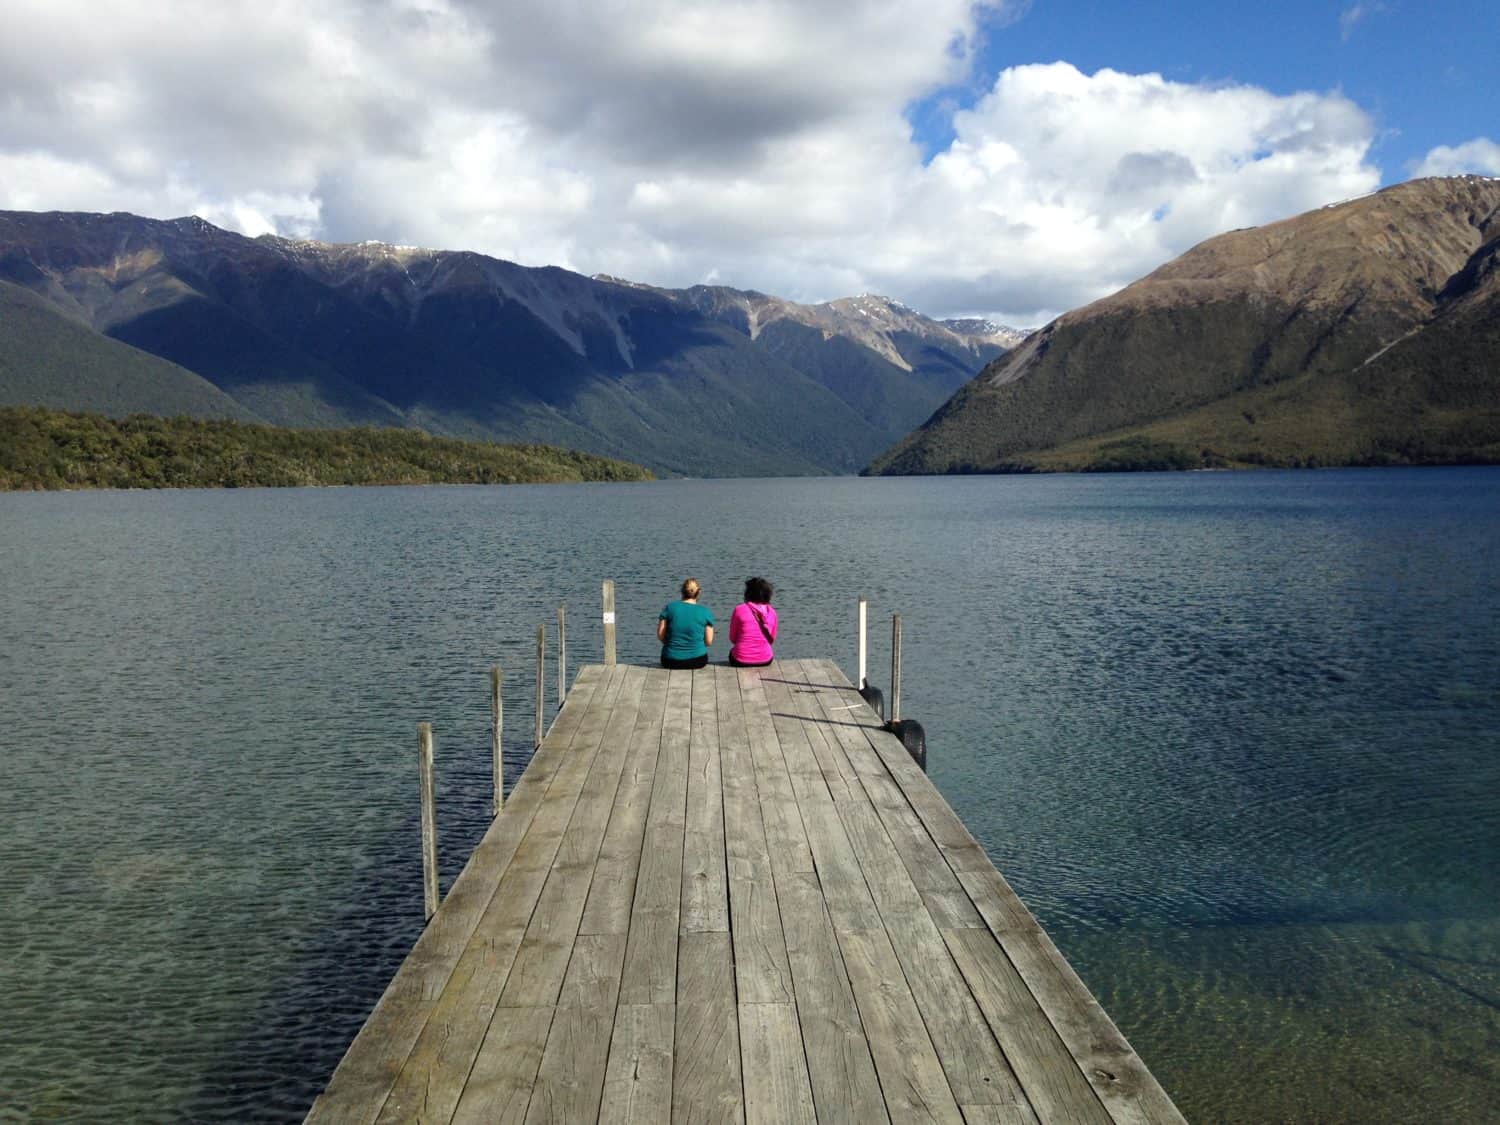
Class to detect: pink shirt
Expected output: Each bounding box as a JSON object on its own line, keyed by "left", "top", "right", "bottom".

{"left": 729, "top": 602, "right": 778, "bottom": 664}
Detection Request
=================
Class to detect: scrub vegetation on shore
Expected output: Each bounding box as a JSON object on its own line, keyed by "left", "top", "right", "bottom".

{"left": 0, "top": 406, "right": 654, "bottom": 490}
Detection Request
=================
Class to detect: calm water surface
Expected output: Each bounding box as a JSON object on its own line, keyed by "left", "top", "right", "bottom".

{"left": 1, "top": 470, "right": 1497, "bottom": 1122}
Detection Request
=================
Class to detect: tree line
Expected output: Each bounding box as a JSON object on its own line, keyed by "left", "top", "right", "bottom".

{"left": 0, "top": 407, "right": 655, "bottom": 490}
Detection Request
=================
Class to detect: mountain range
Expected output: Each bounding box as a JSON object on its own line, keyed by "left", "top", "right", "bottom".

{"left": 0, "top": 212, "right": 1012, "bottom": 477}
{"left": 5, "top": 177, "right": 1497, "bottom": 480}
{"left": 868, "top": 176, "right": 1500, "bottom": 473}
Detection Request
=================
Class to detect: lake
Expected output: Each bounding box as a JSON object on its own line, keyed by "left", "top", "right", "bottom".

{"left": 1, "top": 469, "right": 1497, "bottom": 1121}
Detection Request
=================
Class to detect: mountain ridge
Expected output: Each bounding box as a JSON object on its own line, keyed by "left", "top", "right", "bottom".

{"left": 0, "top": 211, "right": 1014, "bottom": 477}
{"left": 867, "top": 176, "right": 1500, "bottom": 474}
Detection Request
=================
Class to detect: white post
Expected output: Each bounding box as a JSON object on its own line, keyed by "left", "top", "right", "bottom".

{"left": 557, "top": 604, "right": 567, "bottom": 709}
{"left": 491, "top": 666, "right": 503, "bottom": 817}
{"left": 858, "top": 596, "right": 868, "bottom": 688}
{"left": 890, "top": 614, "right": 903, "bottom": 724}
{"left": 535, "top": 624, "right": 545, "bottom": 748}
{"left": 418, "top": 722, "right": 439, "bottom": 919}
{"left": 602, "top": 580, "right": 617, "bottom": 666}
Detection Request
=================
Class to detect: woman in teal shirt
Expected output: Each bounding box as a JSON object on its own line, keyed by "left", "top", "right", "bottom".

{"left": 657, "top": 577, "right": 715, "bottom": 669}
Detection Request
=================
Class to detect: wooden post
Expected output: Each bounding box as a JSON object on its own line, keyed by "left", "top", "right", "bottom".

{"left": 491, "top": 666, "right": 504, "bottom": 817}
{"left": 535, "top": 624, "right": 546, "bottom": 748}
{"left": 858, "top": 596, "right": 868, "bottom": 688}
{"left": 557, "top": 604, "right": 567, "bottom": 710}
{"left": 418, "top": 722, "right": 439, "bottom": 920}
{"left": 602, "top": 580, "right": 617, "bottom": 666}
{"left": 890, "top": 614, "right": 903, "bottom": 724}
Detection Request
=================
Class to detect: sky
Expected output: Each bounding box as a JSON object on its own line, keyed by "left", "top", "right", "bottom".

{"left": 1, "top": 0, "right": 1496, "bottom": 325}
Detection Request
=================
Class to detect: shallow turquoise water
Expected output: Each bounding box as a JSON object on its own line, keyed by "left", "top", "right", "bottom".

{"left": 1, "top": 469, "right": 1496, "bottom": 1121}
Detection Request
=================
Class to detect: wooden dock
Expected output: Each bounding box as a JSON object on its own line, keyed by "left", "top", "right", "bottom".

{"left": 306, "top": 660, "right": 1183, "bottom": 1124}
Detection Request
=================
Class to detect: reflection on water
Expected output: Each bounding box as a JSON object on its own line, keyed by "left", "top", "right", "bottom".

{"left": 1, "top": 469, "right": 1497, "bottom": 1121}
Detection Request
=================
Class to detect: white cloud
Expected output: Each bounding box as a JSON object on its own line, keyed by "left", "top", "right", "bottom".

{"left": 1412, "top": 137, "right": 1500, "bottom": 178}
{"left": 0, "top": 1, "right": 1380, "bottom": 324}
{"left": 1339, "top": 3, "right": 1386, "bottom": 42}
{"left": 894, "top": 63, "right": 1379, "bottom": 317}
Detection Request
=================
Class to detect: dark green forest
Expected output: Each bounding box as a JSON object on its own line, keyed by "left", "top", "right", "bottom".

{"left": 0, "top": 407, "right": 655, "bottom": 490}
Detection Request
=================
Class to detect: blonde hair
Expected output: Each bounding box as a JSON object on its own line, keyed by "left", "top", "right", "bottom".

{"left": 681, "top": 577, "right": 701, "bottom": 600}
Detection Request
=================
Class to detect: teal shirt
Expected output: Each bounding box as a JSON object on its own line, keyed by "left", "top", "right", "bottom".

{"left": 660, "top": 600, "right": 715, "bottom": 660}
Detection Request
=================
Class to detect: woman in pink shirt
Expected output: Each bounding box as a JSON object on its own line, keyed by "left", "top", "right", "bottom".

{"left": 728, "top": 576, "right": 778, "bottom": 667}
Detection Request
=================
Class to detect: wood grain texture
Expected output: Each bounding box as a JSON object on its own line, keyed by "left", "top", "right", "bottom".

{"left": 673, "top": 932, "right": 744, "bottom": 1124}
{"left": 524, "top": 934, "right": 627, "bottom": 1124}
{"left": 373, "top": 667, "right": 630, "bottom": 1125}
{"left": 312, "top": 661, "right": 1183, "bottom": 1125}
{"left": 618, "top": 670, "right": 691, "bottom": 1004}
{"left": 966, "top": 925, "right": 1187, "bottom": 1125}
{"left": 805, "top": 661, "right": 1184, "bottom": 1122}
{"left": 500, "top": 667, "right": 644, "bottom": 1008}
{"left": 739, "top": 1002, "right": 817, "bottom": 1125}
{"left": 681, "top": 667, "right": 728, "bottom": 933}
{"left": 450, "top": 1006, "right": 555, "bottom": 1125}
{"left": 599, "top": 1004, "right": 675, "bottom": 1125}
{"left": 796, "top": 661, "right": 982, "bottom": 930}
{"left": 759, "top": 672, "right": 882, "bottom": 933}
{"left": 776, "top": 872, "right": 889, "bottom": 1125}
{"left": 736, "top": 667, "right": 816, "bottom": 877}
{"left": 305, "top": 667, "right": 606, "bottom": 1125}
{"left": 579, "top": 669, "right": 670, "bottom": 936}
{"left": 959, "top": 1104, "right": 1042, "bottom": 1125}
{"left": 941, "top": 928, "right": 1113, "bottom": 1125}
{"left": 716, "top": 668, "right": 794, "bottom": 1005}
{"left": 836, "top": 928, "right": 964, "bottom": 1124}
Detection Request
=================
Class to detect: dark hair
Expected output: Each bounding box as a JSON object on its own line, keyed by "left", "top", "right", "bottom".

{"left": 744, "top": 576, "right": 773, "bottom": 604}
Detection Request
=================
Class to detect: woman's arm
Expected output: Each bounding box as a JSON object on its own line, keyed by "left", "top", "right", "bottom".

{"left": 657, "top": 617, "right": 668, "bottom": 643}
{"left": 705, "top": 624, "right": 715, "bottom": 646}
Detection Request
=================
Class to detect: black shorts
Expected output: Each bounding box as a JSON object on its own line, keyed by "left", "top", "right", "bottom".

{"left": 660, "top": 653, "right": 709, "bottom": 670}
{"left": 729, "top": 655, "right": 773, "bottom": 667}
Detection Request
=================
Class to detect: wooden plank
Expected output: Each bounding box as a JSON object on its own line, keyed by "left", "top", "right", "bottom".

{"left": 673, "top": 931, "right": 744, "bottom": 1123}
{"left": 499, "top": 667, "right": 645, "bottom": 1008}
{"left": 306, "top": 667, "right": 606, "bottom": 1124}
{"left": 759, "top": 671, "right": 882, "bottom": 933}
{"left": 372, "top": 667, "right": 631, "bottom": 1124}
{"left": 775, "top": 872, "right": 888, "bottom": 1125}
{"left": 803, "top": 661, "right": 1183, "bottom": 1122}
{"left": 618, "top": 669, "right": 692, "bottom": 1005}
{"left": 882, "top": 911, "right": 1029, "bottom": 1110}
{"left": 801, "top": 659, "right": 1048, "bottom": 929}
{"left": 579, "top": 669, "right": 670, "bottom": 935}
{"left": 736, "top": 667, "right": 815, "bottom": 877}
{"left": 775, "top": 664, "right": 861, "bottom": 803}
{"left": 681, "top": 667, "right": 729, "bottom": 933}
{"left": 795, "top": 661, "right": 983, "bottom": 930}
{"left": 524, "top": 933, "right": 627, "bottom": 1124}
{"left": 762, "top": 670, "right": 839, "bottom": 792}
{"left": 941, "top": 928, "right": 1113, "bottom": 1125}
{"left": 961, "top": 925, "right": 1187, "bottom": 1125}
{"left": 318, "top": 660, "right": 1180, "bottom": 1125}
{"left": 733, "top": 667, "right": 889, "bottom": 1121}
{"left": 836, "top": 928, "right": 964, "bottom": 1124}
{"left": 783, "top": 664, "right": 1026, "bottom": 1110}
{"left": 959, "top": 1105, "right": 1042, "bottom": 1125}
{"left": 716, "top": 667, "right": 794, "bottom": 1005}
{"left": 738, "top": 1002, "right": 817, "bottom": 1125}
{"left": 449, "top": 1007, "right": 555, "bottom": 1125}
{"left": 599, "top": 1004, "right": 675, "bottom": 1125}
